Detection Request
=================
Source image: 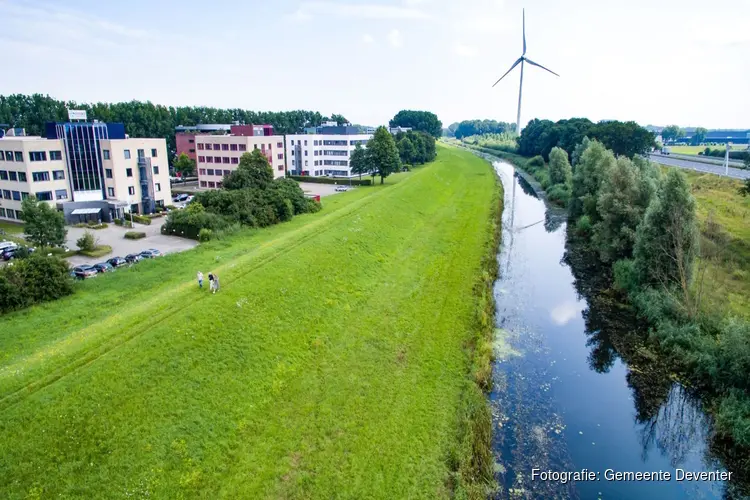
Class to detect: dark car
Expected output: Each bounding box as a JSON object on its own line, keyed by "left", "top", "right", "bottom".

{"left": 173, "top": 194, "right": 189, "bottom": 203}
{"left": 72, "top": 265, "right": 98, "bottom": 279}
{"left": 125, "top": 253, "right": 143, "bottom": 264}
{"left": 107, "top": 256, "right": 128, "bottom": 268}
{"left": 1, "top": 246, "right": 34, "bottom": 261}
{"left": 93, "top": 262, "right": 114, "bottom": 273}
{"left": 139, "top": 249, "right": 163, "bottom": 259}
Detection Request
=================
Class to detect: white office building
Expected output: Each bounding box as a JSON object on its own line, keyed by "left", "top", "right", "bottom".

{"left": 286, "top": 124, "right": 373, "bottom": 178}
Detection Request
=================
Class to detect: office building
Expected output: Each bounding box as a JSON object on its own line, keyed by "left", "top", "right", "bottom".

{"left": 176, "top": 124, "right": 276, "bottom": 161}
{"left": 286, "top": 124, "right": 373, "bottom": 177}
{"left": 0, "top": 121, "right": 171, "bottom": 223}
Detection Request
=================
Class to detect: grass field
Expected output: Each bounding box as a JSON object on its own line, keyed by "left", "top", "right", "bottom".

{"left": 0, "top": 220, "right": 24, "bottom": 234}
{"left": 669, "top": 145, "right": 746, "bottom": 155}
{"left": 682, "top": 170, "right": 750, "bottom": 318}
{"left": 0, "top": 145, "right": 499, "bottom": 499}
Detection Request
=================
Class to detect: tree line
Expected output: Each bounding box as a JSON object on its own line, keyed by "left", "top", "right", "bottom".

{"left": 449, "top": 119, "right": 516, "bottom": 139}
{"left": 389, "top": 110, "right": 442, "bottom": 138}
{"left": 349, "top": 128, "right": 437, "bottom": 184}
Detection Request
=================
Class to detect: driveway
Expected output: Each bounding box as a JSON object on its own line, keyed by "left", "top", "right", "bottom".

{"left": 298, "top": 182, "right": 354, "bottom": 197}
{"left": 66, "top": 217, "right": 198, "bottom": 266}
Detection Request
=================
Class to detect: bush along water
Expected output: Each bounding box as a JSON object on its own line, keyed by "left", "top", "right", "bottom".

{"left": 163, "top": 150, "right": 320, "bottom": 240}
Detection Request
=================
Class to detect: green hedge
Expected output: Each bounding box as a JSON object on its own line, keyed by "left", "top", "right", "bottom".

{"left": 124, "top": 231, "right": 147, "bottom": 240}
{"left": 0, "top": 254, "right": 74, "bottom": 314}
{"left": 287, "top": 175, "right": 372, "bottom": 186}
{"left": 130, "top": 215, "right": 152, "bottom": 225}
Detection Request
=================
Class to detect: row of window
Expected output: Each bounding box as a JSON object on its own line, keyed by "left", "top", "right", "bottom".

{"left": 0, "top": 189, "right": 67, "bottom": 201}
{"left": 105, "top": 184, "right": 162, "bottom": 198}
{"left": 1, "top": 169, "right": 66, "bottom": 182}
{"left": 199, "top": 169, "right": 232, "bottom": 177}
{"left": 290, "top": 159, "right": 348, "bottom": 167}
{"left": 290, "top": 139, "right": 368, "bottom": 147}
{"left": 105, "top": 148, "right": 158, "bottom": 161}
{"left": 103, "top": 165, "right": 160, "bottom": 179}
{"left": 0, "top": 170, "right": 28, "bottom": 182}
{"left": 290, "top": 149, "right": 350, "bottom": 157}
{"left": 2, "top": 150, "right": 63, "bottom": 163}
{"left": 199, "top": 181, "right": 224, "bottom": 189}
{"left": 198, "top": 156, "right": 239, "bottom": 165}
{"left": 198, "top": 143, "right": 245, "bottom": 151}
{"left": 0, "top": 208, "right": 22, "bottom": 220}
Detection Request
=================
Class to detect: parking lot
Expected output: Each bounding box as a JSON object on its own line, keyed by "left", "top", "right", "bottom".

{"left": 66, "top": 217, "right": 198, "bottom": 266}
{"left": 298, "top": 182, "right": 354, "bottom": 197}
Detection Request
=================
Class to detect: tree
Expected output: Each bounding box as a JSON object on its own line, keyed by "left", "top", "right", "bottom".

{"left": 172, "top": 153, "right": 196, "bottom": 177}
{"left": 76, "top": 231, "right": 97, "bottom": 252}
{"left": 548, "top": 147, "right": 572, "bottom": 187}
{"left": 223, "top": 150, "right": 273, "bottom": 190}
{"left": 592, "top": 156, "right": 658, "bottom": 263}
{"left": 367, "top": 126, "right": 401, "bottom": 184}
{"left": 349, "top": 144, "right": 371, "bottom": 180}
{"left": 330, "top": 114, "right": 348, "bottom": 126}
{"left": 588, "top": 121, "right": 656, "bottom": 158}
{"left": 20, "top": 196, "right": 67, "bottom": 248}
{"left": 454, "top": 119, "right": 514, "bottom": 139}
{"left": 692, "top": 127, "right": 708, "bottom": 145}
{"left": 570, "top": 140, "right": 616, "bottom": 222}
{"left": 389, "top": 110, "right": 442, "bottom": 138}
{"left": 633, "top": 169, "right": 698, "bottom": 297}
{"left": 571, "top": 137, "right": 591, "bottom": 168}
{"left": 661, "top": 125, "right": 684, "bottom": 144}
{"left": 397, "top": 136, "right": 417, "bottom": 165}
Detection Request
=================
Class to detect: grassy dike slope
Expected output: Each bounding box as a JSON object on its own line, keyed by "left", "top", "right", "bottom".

{"left": 0, "top": 145, "right": 499, "bottom": 499}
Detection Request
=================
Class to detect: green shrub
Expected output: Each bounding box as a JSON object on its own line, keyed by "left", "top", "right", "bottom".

{"left": 130, "top": 214, "right": 152, "bottom": 225}
{"left": 528, "top": 155, "right": 545, "bottom": 168}
{"left": 165, "top": 205, "right": 177, "bottom": 211}
{"left": 73, "top": 223, "right": 87, "bottom": 228}
{"left": 546, "top": 184, "right": 571, "bottom": 206}
{"left": 0, "top": 254, "right": 74, "bottom": 314}
{"left": 76, "top": 231, "right": 96, "bottom": 252}
{"left": 198, "top": 228, "right": 213, "bottom": 242}
{"left": 78, "top": 245, "right": 112, "bottom": 258}
{"left": 124, "top": 231, "right": 146, "bottom": 240}
{"left": 575, "top": 214, "right": 593, "bottom": 235}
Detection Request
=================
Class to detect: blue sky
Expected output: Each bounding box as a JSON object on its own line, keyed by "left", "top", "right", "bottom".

{"left": 1, "top": 0, "right": 748, "bottom": 129}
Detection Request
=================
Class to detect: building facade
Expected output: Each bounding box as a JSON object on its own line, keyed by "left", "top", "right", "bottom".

{"left": 0, "top": 122, "right": 171, "bottom": 223}
{"left": 176, "top": 124, "right": 276, "bottom": 162}
{"left": 285, "top": 125, "right": 373, "bottom": 177}
{"left": 195, "top": 133, "right": 285, "bottom": 189}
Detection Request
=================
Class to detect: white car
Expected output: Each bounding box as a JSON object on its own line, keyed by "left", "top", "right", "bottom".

{"left": 335, "top": 186, "right": 349, "bottom": 192}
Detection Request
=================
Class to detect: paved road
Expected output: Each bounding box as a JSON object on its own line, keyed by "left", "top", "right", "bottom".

{"left": 648, "top": 154, "right": 750, "bottom": 180}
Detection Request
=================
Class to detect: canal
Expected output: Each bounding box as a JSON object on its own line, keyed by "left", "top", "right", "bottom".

{"left": 488, "top": 158, "right": 730, "bottom": 499}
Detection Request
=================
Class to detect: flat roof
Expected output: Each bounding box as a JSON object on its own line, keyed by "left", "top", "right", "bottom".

{"left": 70, "top": 208, "right": 102, "bottom": 215}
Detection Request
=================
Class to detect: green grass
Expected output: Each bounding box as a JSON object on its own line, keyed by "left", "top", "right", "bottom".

{"left": 669, "top": 145, "right": 746, "bottom": 155}
{"left": 76, "top": 245, "right": 113, "bottom": 258}
{"left": 0, "top": 145, "right": 499, "bottom": 499}
{"left": 0, "top": 221, "right": 24, "bottom": 235}
{"left": 680, "top": 170, "right": 750, "bottom": 318}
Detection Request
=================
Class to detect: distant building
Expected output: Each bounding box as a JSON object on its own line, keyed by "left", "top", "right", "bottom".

{"left": 388, "top": 126, "right": 412, "bottom": 135}
{"left": 0, "top": 121, "right": 170, "bottom": 223}
{"left": 286, "top": 126, "right": 373, "bottom": 177}
{"left": 176, "top": 123, "right": 275, "bottom": 161}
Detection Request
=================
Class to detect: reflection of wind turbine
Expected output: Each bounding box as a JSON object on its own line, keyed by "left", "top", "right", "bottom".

{"left": 492, "top": 9, "right": 559, "bottom": 134}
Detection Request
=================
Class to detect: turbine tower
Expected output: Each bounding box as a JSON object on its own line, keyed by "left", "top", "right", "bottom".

{"left": 492, "top": 9, "right": 559, "bottom": 134}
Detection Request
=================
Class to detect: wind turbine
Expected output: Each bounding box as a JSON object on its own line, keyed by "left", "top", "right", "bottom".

{"left": 492, "top": 9, "right": 559, "bottom": 134}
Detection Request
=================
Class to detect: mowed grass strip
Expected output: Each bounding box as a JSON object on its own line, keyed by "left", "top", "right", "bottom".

{"left": 0, "top": 145, "right": 497, "bottom": 499}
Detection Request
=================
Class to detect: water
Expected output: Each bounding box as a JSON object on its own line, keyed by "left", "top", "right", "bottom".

{"left": 488, "top": 159, "right": 731, "bottom": 499}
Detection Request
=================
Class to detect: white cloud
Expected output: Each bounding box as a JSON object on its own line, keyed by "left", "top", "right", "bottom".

{"left": 292, "top": 1, "right": 430, "bottom": 21}
{"left": 550, "top": 302, "right": 579, "bottom": 326}
{"left": 453, "top": 43, "right": 478, "bottom": 58}
{"left": 362, "top": 33, "right": 375, "bottom": 44}
{"left": 386, "top": 29, "right": 403, "bottom": 48}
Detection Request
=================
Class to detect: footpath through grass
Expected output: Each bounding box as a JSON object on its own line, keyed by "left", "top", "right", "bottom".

{"left": 0, "top": 145, "right": 498, "bottom": 499}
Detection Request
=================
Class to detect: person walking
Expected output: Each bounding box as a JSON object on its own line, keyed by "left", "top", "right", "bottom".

{"left": 208, "top": 272, "right": 214, "bottom": 293}
{"left": 197, "top": 271, "right": 204, "bottom": 289}
{"left": 212, "top": 273, "right": 220, "bottom": 294}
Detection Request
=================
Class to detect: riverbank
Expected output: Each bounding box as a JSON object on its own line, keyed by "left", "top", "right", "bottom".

{"left": 0, "top": 145, "right": 500, "bottom": 498}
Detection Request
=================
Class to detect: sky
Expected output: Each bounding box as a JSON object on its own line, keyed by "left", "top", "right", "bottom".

{"left": 0, "top": 0, "right": 748, "bottom": 130}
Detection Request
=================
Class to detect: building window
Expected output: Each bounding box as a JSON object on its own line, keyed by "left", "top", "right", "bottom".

{"left": 216, "top": 182, "right": 223, "bottom": 188}
{"left": 199, "top": 169, "right": 206, "bottom": 175}
{"left": 18, "top": 172, "right": 26, "bottom": 182}
{"left": 102, "top": 149, "right": 110, "bottom": 160}
{"left": 198, "top": 156, "right": 206, "bottom": 162}
{"left": 305, "top": 160, "right": 308, "bottom": 166}
{"left": 314, "top": 151, "right": 318, "bottom": 156}
{"left": 124, "top": 149, "right": 131, "bottom": 159}
{"left": 0, "top": 171, "right": 7, "bottom": 180}
{"left": 50, "top": 150, "right": 62, "bottom": 161}
{"left": 126, "top": 168, "right": 133, "bottom": 177}
{"left": 189, "top": 148, "right": 195, "bottom": 153}
{"left": 4, "top": 151, "right": 12, "bottom": 161}
{"left": 153, "top": 166, "right": 159, "bottom": 175}
{"left": 207, "top": 169, "right": 215, "bottom": 176}
{"left": 200, "top": 181, "right": 207, "bottom": 187}
{"left": 208, "top": 181, "right": 216, "bottom": 188}
{"left": 291, "top": 140, "right": 295, "bottom": 146}
{"left": 0, "top": 208, "right": 4, "bottom": 217}
{"left": 277, "top": 142, "right": 283, "bottom": 148}
{"left": 107, "top": 187, "right": 115, "bottom": 197}
{"left": 214, "top": 156, "right": 221, "bottom": 163}
{"left": 197, "top": 143, "right": 204, "bottom": 150}
{"left": 55, "top": 189, "right": 68, "bottom": 200}
{"left": 230, "top": 144, "right": 238, "bottom": 151}
{"left": 253, "top": 144, "right": 258, "bottom": 150}
{"left": 14, "top": 151, "right": 22, "bottom": 162}
{"left": 35, "top": 191, "right": 53, "bottom": 201}
{"left": 223, "top": 170, "right": 230, "bottom": 176}
{"left": 277, "top": 153, "right": 284, "bottom": 160}
{"left": 128, "top": 186, "right": 135, "bottom": 195}
{"left": 2, "top": 189, "right": 10, "bottom": 199}
{"left": 30, "top": 151, "right": 47, "bottom": 162}
{"left": 8, "top": 171, "right": 17, "bottom": 181}
{"left": 239, "top": 144, "right": 246, "bottom": 151}
{"left": 304, "top": 140, "right": 308, "bottom": 146}
{"left": 21, "top": 192, "right": 29, "bottom": 200}
{"left": 304, "top": 150, "right": 308, "bottom": 156}
{"left": 12, "top": 191, "right": 21, "bottom": 201}
{"left": 222, "top": 157, "right": 230, "bottom": 164}
{"left": 206, "top": 157, "right": 213, "bottom": 163}
{"left": 204, "top": 144, "right": 212, "bottom": 150}
{"left": 292, "top": 160, "right": 295, "bottom": 166}
{"left": 106, "top": 169, "right": 113, "bottom": 179}
{"left": 8, "top": 209, "right": 17, "bottom": 219}
{"left": 52, "top": 170, "right": 65, "bottom": 180}
{"left": 231, "top": 157, "right": 238, "bottom": 164}
{"left": 151, "top": 148, "right": 158, "bottom": 157}
{"left": 278, "top": 165, "right": 284, "bottom": 171}
{"left": 155, "top": 183, "right": 161, "bottom": 192}
{"left": 188, "top": 138, "right": 195, "bottom": 144}
{"left": 137, "top": 149, "right": 145, "bottom": 159}
{"left": 221, "top": 144, "right": 229, "bottom": 151}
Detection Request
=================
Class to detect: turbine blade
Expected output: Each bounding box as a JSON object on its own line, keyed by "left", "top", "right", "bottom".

{"left": 522, "top": 9, "right": 526, "bottom": 55}
{"left": 492, "top": 57, "right": 524, "bottom": 87}
{"left": 524, "top": 57, "right": 559, "bottom": 77}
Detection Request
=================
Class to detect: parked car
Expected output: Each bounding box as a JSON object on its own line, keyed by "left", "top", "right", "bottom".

{"left": 335, "top": 185, "right": 349, "bottom": 192}
{"left": 139, "top": 249, "right": 163, "bottom": 259}
{"left": 1, "top": 246, "right": 34, "bottom": 261}
{"left": 93, "top": 262, "right": 114, "bottom": 273}
{"left": 72, "top": 265, "right": 98, "bottom": 279}
{"left": 173, "top": 193, "right": 189, "bottom": 203}
{"left": 0, "top": 241, "right": 18, "bottom": 253}
{"left": 125, "top": 253, "right": 143, "bottom": 264}
{"left": 107, "top": 256, "right": 128, "bottom": 268}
